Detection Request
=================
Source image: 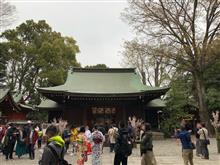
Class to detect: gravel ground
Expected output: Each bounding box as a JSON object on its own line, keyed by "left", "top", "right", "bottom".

{"left": 0, "top": 138, "right": 219, "bottom": 165}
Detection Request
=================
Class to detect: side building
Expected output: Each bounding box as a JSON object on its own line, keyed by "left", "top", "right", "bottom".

{"left": 0, "top": 88, "right": 33, "bottom": 124}
{"left": 38, "top": 68, "right": 169, "bottom": 129}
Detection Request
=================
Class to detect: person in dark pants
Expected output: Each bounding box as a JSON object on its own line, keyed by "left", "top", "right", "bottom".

{"left": 38, "top": 127, "right": 43, "bottom": 149}
{"left": 4, "top": 124, "right": 17, "bottom": 160}
{"left": 114, "top": 154, "right": 127, "bottom": 165}
{"left": 28, "top": 126, "right": 38, "bottom": 160}
{"left": 114, "top": 122, "right": 132, "bottom": 165}
{"left": 195, "top": 122, "right": 202, "bottom": 157}
{"left": 62, "top": 127, "right": 70, "bottom": 153}
{"left": 108, "top": 125, "right": 118, "bottom": 152}
{"left": 197, "top": 123, "right": 209, "bottom": 159}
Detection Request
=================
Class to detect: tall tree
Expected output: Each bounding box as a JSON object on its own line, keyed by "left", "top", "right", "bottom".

{"left": 0, "top": 0, "right": 16, "bottom": 87}
{"left": 1, "top": 20, "right": 80, "bottom": 103}
{"left": 0, "top": 44, "right": 7, "bottom": 87}
{"left": 121, "top": 39, "right": 148, "bottom": 85}
{"left": 85, "top": 64, "right": 108, "bottom": 69}
{"left": 121, "top": 39, "right": 174, "bottom": 86}
{"left": 205, "top": 53, "right": 220, "bottom": 112}
{"left": 0, "top": 0, "right": 16, "bottom": 28}
{"left": 162, "top": 71, "right": 197, "bottom": 136}
{"left": 123, "top": 0, "right": 220, "bottom": 131}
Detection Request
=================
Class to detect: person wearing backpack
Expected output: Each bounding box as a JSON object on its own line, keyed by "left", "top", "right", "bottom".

{"left": 140, "top": 123, "right": 157, "bottom": 165}
{"left": 108, "top": 125, "right": 118, "bottom": 153}
{"left": 39, "top": 125, "right": 69, "bottom": 165}
{"left": 114, "top": 122, "right": 132, "bottom": 165}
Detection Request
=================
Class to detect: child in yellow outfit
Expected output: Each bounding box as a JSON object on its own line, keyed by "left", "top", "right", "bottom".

{"left": 70, "top": 126, "right": 78, "bottom": 154}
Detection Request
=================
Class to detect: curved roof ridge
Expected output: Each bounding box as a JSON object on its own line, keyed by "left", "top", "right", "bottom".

{"left": 71, "top": 67, "right": 136, "bottom": 73}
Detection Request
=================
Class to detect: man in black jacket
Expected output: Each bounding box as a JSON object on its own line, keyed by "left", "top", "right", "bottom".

{"left": 4, "top": 124, "right": 17, "bottom": 160}
{"left": 114, "top": 122, "right": 132, "bottom": 165}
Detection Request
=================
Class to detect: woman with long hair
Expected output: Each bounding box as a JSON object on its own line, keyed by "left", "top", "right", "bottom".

{"left": 15, "top": 126, "right": 27, "bottom": 158}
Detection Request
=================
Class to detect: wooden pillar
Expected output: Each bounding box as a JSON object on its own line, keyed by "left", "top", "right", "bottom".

{"left": 47, "top": 110, "right": 50, "bottom": 123}
{"left": 82, "top": 104, "right": 87, "bottom": 126}
{"left": 122, "top": 103, "right": 127, "bottom": 125}
{"left": 142, "top": 101, "right": 146, "bottom": 122}
{"left": 62, "top": 104, "right": 66, "bottom": 119}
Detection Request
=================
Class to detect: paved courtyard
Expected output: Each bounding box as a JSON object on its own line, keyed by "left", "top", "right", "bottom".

{"left": 0, "top": 138, "right": 219, "bottom": 165}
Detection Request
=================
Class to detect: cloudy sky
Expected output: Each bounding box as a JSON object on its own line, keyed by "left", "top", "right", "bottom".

{"left": 7, "top": 0, "right": 134, "bottom": 67}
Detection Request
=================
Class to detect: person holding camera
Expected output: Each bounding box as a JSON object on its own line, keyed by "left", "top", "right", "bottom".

{"left": 175, "top": 125, "right": 194, "bottom": 165}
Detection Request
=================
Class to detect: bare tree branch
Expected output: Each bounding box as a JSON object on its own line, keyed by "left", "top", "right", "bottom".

{"left": 0, "top": 0, "right": 16, "bottom": 28}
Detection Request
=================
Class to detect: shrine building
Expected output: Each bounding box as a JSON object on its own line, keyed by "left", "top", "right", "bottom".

{"left": 38, "top": 68, "right": 169, "bottom": 129}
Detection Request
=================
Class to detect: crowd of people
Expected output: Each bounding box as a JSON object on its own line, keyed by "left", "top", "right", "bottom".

{"left": 0, "top": 121, "right": 41, "bottom": 160}
{"left": 0, "top": 119, "right": 155, "bottom": 165}
{"left": 174, "top": 121, "right": 210, "bottom": 165}
{"left": 0, "top": 119, "right": 211, "bottom": 165}
{"left": 39, "top": 121, "right": 133, "bottom": 165}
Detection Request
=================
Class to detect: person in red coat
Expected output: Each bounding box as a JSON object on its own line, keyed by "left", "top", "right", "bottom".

{"left": 0, "top": 125, "right": 6, "bottom": 142}
{"left": 0, "top": 125, "right": 6, "bottom": 152}
{"left": 28, "top": 125, "right": 39, "bottom": 160}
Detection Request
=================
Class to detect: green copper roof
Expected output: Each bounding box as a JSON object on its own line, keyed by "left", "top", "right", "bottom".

{"left": 147, "top": 99, "right": 166, "bottom": 108}
{"left": 19, "top": 104, "right": 35, "bottom": 111}
{"left": 0, "top": 88, "right": 23, "bottom": 103}
{"left": 13, "top": 93, "right": 23, "bottom": 103}
{"left": 38, "top": 68, "right": 169, "bottom": 95}
{"left": 38, "top": 99, "right": 60, "bottom": 109}
{"left": 0, "top": 88, "right": 10, "bottom": 102}
{"left": 0, "top": 88, "right": 21, "bottom": 111}
{"left": 0, "top": 88, "right": 34, "bottom": 112}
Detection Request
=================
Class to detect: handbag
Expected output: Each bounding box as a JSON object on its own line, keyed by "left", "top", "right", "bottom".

{"left": 190, "top": 142, "right": 196, "bottom": 149}
{"left": 202, "top": 129, "right": 210, "bottom": 145}
{"left": 205, "top": 139, "right": 210, "bottom": 145}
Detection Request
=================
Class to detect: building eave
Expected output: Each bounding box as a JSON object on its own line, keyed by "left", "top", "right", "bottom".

{"left": 38, "top": 86, "right": 170, "bottom": 97}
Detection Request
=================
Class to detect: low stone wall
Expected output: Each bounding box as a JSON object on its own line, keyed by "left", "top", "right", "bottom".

{"left": 136, "top": 131, "right": 164, "bottom": 144}
{"left": 104, "top": 131, "right": 164, "bottom": 147}
{"left": 152, "top": 131, "right": 165, "bottom": 140}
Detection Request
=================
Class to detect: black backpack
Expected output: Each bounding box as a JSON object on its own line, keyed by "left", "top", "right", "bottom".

{"left": 48, "top": 145, "right": 71, "bottom": 165}
{"left": 115, "top": 132, "right": 132, "bottom": 157}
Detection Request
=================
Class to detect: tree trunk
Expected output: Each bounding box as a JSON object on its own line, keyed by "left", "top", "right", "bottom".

{"left": 194, "top": 73, "right": 214, "bottom": 135}
{"left": 154, "top": 60, "right": 160, "bottom": 87}
{"left": 141, "top": 71, "right": 146, "bottom": 85}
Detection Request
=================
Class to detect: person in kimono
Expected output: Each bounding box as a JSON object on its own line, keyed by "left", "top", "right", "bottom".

{"left": 70, "top": 125, "right": 78, "bottom": 154}
{"left": 91, "top": 125, "right": 105, "bottom": 165}
{"left": 75, "top": 126, "right": 88, "bottom": 165}
{"left": 15, "top": 126, "right": 27, "bottom": 158}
